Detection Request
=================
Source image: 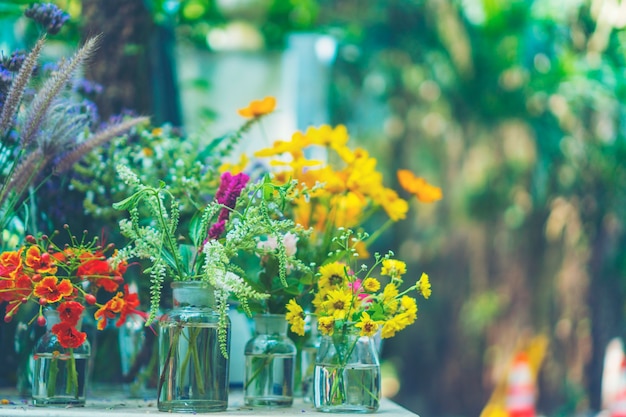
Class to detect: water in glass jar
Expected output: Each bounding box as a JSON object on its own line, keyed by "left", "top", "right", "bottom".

{"left": 32, "top": 353, "right": 89, "bottom": 406}
{"left": 244, "top": 353, "right": 295, "bottom": 406}
{"left": 313, "top": 363, "right": 380, "bottom": 412}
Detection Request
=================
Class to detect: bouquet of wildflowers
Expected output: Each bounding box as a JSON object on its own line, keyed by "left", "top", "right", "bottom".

{"left": 0, "top": 226, "right": 141, "bottom": 398}
{"left": 246, "top": 120, "right": 442, "bottom": 313}
{"left": 285, "top": 228, "right": 431, "bottom": 339}
{"left": 284, "top": 228, "right": 431, "bottom": 408}
{"left": 113, "top": 163, "right": 310, "bottom": 355}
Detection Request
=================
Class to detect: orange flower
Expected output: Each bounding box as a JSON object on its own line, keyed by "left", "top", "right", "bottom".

{"left": 33, "top": 276, "right": 73, "bottom": 303}
{"left": 237, "top": 96, "right": 276, "bottom": 118}
{"left": 25, "top": 246, "right": 57, "bottom": 274}
{"left": 94, "top": 291, "right": 125, "bottom": 330}
{"left": 397, "top": 169, "right": 443, "bottom": 203}
{"left": 115, "top": 284, "right": 140, "bottom": 327}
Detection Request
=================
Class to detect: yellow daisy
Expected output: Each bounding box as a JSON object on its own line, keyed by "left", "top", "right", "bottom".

{"left": 322, "top": 289, "right": 352, "bottom": 320}
{"left": 318, "top": 262, "right": 347, "bottom": 290}
{"left": 418, "top": 273, "right": 431, "bottom": 299}
{"left": 318, "top": 316, "right": 335, "bottom": 336}
{"left": 355, "top": 312, "right": 379, "bottom": 337}
{"left": 362, "top": 277, "right": 381, "bottom": 293}
{"left": 381, "top": 259, "right": 407, "bottom": 277}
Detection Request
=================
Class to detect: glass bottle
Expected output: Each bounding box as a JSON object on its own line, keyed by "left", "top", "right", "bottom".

{"left": 313, "top": 328, "right": 381, "bottom": 413}
{"left": 301, "top": 315, "right": 320, "bottom": 403}
{"left": 244, "top": 314, "right": 296, "bottom": 407}
{"left": 158, "top": 281, "right": 230, "bottom": 413}
{"left": 31, "top": 309, "right": 91, "bottom": 407}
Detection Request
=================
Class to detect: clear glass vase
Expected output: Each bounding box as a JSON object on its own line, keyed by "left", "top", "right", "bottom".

{"left": 158, "top": 281, "right": 230, "bottom": 413}
{"left": 31, "top": 309, "right": 91, "bottom": 407}
{"left": 313, "top": 328, "right": 381, "bottom": 413}
{"left": 244, "top": 314, "right": 296, "bottom": 407}
{"left": 301, "top": 316, "right": 320, "bottom": 403}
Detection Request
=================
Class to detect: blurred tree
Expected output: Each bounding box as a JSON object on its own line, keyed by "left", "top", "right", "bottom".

{"left": 81, "top": 0, "right": 181, "bottom": 125}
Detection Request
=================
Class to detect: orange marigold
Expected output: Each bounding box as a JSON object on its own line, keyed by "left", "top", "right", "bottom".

{"left": 237, "top": 96, "right": 276, "bottom": 118}
{"left": 397, "top": 169, "right": 442, "bottom": 203}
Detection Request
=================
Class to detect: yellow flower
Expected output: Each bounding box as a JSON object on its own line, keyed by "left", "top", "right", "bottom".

{"left": 285, "top": 300, "right": 306, "bottom": 336}
{"left": 322, "top": 289, "right": 352, "bottom": 320}
{"left": 381, "top": 259, "right": 407, "bottom": 277}
{"left": 362, "top": 277, "right": 380, "bottom": 292}
{"left": 290, "top": 316, "right": 306, "bottom": 336}
{"left": 355, "top": 312, "right": 379, "bottom": 337}
{"left": 285, "top": 299, "right": 304, "bottom": 323}
{"left": 376, "top": 188, "right": 408, "bottom": 221}
{"left": 318, "top": 262, "right": 347, "bottom": 290}
{"left": 381, "top": 313, "right": 413, "bottom": 339}
{"left": 418, "top": 273, "right": 431, "bottom": 299}
{"left": 318, "top": 316, "right": 335, "bottom": 336}
{"left": 237, "top": 96, "right": 276, "bottom": 118}
{"left": 312, "top": 290, "right": 327, "bottom": 314}
{"left": 331, "top": 192, "right": 365, "bottom": 229}
{"left": 219, "top": 153, "right": 249, "bottom": 174}
{"left": 382, "top": 283, "right": 399, "bottom": 315}
{"left": 400, "top": 296, "right": 417, "bottom": 315}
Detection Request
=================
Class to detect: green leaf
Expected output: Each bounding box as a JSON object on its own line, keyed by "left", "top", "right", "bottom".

{"left": 112, "top": 193, "right": 139, "bottom": 210}
{"left": 368, "top": 303, "right": 386, "bottom": 322}
{"left": 189, "top": 211, "right": 204, "bottom": 246}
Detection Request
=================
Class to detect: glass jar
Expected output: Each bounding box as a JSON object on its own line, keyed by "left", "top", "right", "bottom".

{"left": 313, "top": 328, "right": 381, "bottom": 413}
{"left": 301, "top": 315, "right": 320, "bottom": 403}
{"left": 158, "top": 281, "right": 230, "bottom": 413}
{"left": 244, "top": 314, "right": 296, "bottom": 407}
{"left": 31, "top": 309, "right": 91, "bottom": 407}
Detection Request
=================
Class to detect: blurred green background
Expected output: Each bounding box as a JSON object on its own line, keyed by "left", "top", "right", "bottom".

{"left": 2, "top": 0, "right": 626, "bottom": 416}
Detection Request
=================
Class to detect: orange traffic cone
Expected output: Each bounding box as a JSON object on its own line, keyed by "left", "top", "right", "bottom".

{"left": 609, "top": 358, "right": 626, "bottom": 417}
{"left": 505, "top": 352, "right": 536, "bottom": 417}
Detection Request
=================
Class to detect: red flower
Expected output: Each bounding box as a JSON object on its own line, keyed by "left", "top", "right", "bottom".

{"left": 77, "top": 251, "right": 120, "bottom": 292}
{"left": 51, "top": 321, "right": 87, "bottom": 348}
{"left": 33, "top": 276, "right": 73, "bottom": 303}
{"left": 0, "top": 251, "right": 24, "bottom": 302}
{"left": 57, "top": 301, "right": 84, "bottom": 326}
{"left": 25, "top": 246, "right": 57, "bottom": 274}
{"left": 115, "top": 284, "right": 140, "bottom": 327}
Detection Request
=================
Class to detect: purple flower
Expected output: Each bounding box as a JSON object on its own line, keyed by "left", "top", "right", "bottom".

{"left": 2, "top": 50, "right": 26, "bottom": 72}
{"left": 25, "top": 3, "right": 70, "bottom": 35}
{"left": 205, "top": 172, "right": 249, "bottom": 241}
{"left": 208, "top": 220, "right": 226, "bottom": 240}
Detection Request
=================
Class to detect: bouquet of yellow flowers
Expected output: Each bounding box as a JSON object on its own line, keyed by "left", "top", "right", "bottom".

{"left": 284, "top": 228, "right": 431, "bottom": 411}
{"left": 285, "top": 228, "right": 431, "bottom": 339}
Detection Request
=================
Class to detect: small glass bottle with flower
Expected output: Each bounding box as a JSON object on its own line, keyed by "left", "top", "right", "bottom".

{"left": 285, "top": 229, "right": 432, "bottom": 413}
{"left": 0, "top": 226, "right": 142, "bottom": 406}
{"left": 241, "top": 224, "right": 313, "bottom": 407}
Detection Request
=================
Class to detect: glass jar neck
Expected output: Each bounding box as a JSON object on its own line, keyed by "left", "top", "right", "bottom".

{"left": 43, "top": 309, "right": 61, "bottom": 329}
{"left": 171, "top": 281, "right": 215, "bottom": 308}
{"left": 254, "top": 314, "right": 288, "bottom": 336}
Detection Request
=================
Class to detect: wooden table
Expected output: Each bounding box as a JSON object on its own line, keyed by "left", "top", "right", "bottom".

{"left": 0, "top": 387, "right": 419, "bottom": 416}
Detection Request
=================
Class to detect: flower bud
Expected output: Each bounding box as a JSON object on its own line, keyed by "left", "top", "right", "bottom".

{"left": 4, "top": 313, "right": 12, "bottom": 323}
{"left": 40, "top": 252, "right": 50, "bottom": 263}
{"left": 85, "top": 294, "right": 96, "bottom": 305}
{"left": 26, "top": 235, "right": 37, "bottom": 244}
{"left": 20, "top": 297, "right": 28, "bottom": 304}
{"left": 39, "top": 298, "right": 48, "bottom": 306}
{"left": 32, "top": 273, "right": 42, "bottom": 282}
{"left": 37, "top": 315, "right": 46, "bottom": 327}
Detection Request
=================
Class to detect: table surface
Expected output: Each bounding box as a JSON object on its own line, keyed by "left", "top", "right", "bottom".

{"left": 0, "top": 387, "right": 419, "bottom": 416}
